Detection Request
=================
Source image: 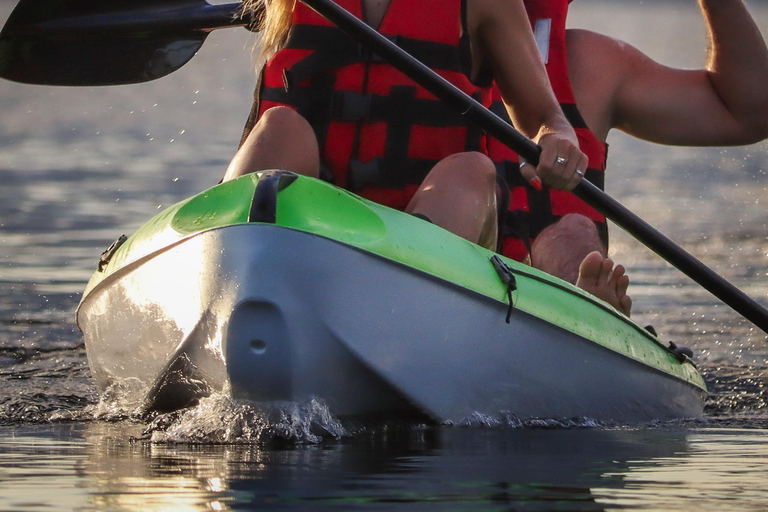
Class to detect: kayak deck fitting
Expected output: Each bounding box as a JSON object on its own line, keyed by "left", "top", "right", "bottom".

{"left": 77, "top": 171, "right": 706, "bottom": 423}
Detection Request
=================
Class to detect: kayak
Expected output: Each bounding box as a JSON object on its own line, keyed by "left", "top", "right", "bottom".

{"left": 76, "top": 170, "right": 707, "bottom": 423}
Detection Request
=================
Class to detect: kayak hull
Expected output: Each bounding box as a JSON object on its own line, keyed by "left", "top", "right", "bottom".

{"left": 77, "top": 172, "right": 707, "bottom": 423}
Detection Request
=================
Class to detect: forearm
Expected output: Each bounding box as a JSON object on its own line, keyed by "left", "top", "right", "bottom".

{"left": 700, "top": 0, "right": 768, "bottom": 139}
{"left": 492, "top": 40, "right": 579, "bottom": 146}
{"left": 498, "top": 82, "right": 576, "bottom": 144}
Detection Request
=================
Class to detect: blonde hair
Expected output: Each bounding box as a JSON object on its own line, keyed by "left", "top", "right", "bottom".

{"left": 241, "top": 0, "right": 295, "bottom": 60}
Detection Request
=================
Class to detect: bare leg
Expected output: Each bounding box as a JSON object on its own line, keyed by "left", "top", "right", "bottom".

{"left": 223, "top": 106, "right": 320, "bottom": 182}
{"left": 530, "top": 213, "right": 632, "bottom": 316}
{"left": 530, "top": 213, "right": 604, "bottom": 283}
{"left": 406, "top": 152, "right": 498, "bottom": 249}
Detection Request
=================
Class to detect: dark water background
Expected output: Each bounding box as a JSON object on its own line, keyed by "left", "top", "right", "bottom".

{"left": 2, "top": 0, "right": 768, "bottom": 510}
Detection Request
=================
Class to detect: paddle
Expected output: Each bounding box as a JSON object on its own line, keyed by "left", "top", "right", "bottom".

{"left": 3, "top": 0, "right": 768, "bottom": 335}
{"left": 0, "top": 0, "right": 254, "bottom": 85}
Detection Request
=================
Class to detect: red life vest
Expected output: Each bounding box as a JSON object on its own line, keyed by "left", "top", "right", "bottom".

{"left": 487, "top": 0, "right": 609, "bottom": 262}
{"left": 241, "top": 0, "right": 490, "bottom": 210}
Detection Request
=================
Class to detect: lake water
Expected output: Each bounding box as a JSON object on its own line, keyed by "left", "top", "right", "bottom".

{"left": 1, "top": 0, "right": 768, "bottom": 510}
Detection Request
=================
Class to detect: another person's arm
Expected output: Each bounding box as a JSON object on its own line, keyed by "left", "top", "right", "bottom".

{"left": 569, "top": 0, "right": 768, "bottom": 145}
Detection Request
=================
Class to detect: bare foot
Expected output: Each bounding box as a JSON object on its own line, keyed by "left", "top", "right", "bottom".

{"left": 575, "top": 251, "right": 632, "bottom": 316}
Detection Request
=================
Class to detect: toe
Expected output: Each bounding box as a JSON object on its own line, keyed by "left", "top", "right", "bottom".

{"left": 616, "top": 274, "right": 629, "bottom": 298}
{"left": 619, "top": 294, "right": 633, "bottom": 316}
{"left": 598, "top": 258, "right": 614, "bottom": 286}
{"left": 578, "top": 251, "right": 605, "bottom": 286}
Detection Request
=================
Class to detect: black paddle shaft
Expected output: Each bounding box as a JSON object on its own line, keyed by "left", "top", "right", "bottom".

{"left": 301, "top": 0, "right": 768, "bottom": 335}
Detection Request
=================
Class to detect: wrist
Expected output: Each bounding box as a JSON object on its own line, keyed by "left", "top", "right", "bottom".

{"left": 537, "top": 125, "right": 579, "bottom": 146}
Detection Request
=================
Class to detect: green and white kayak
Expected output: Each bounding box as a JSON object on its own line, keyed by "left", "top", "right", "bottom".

{"left": 77, "top": 170, "right": 707, "bottom": 423}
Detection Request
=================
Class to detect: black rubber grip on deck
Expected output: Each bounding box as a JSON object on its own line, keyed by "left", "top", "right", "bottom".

{"left": 248, "top": 170, "right": 299, "bottom": 223}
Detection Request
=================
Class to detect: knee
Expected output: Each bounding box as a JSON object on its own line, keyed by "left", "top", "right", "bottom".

{"left": 534, "top": 213, "right": 605, "bottom": 257}
{"left": 258, "top": 106, "right": 312, "bottom": 136}
{"left": 446, "top": 151, "right": 495, "bottom": 176}
{"left": 227, "top": 106, "right": 319, "bottom": 181}
{"left": 555, "top": 213, "right": 599, "bottom": 236}
{"left": 433, "top": 152, "right": 496, "bottom": 188}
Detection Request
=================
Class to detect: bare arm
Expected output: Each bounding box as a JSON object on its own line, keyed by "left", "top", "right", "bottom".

{"left": 698, "top": 0, "right": 768, "bottom": 143}
{"left": 570, "top": 0, "right": 768, "bottom": 146}
{"left": 470, "top": 0, "right": 587, "bottom": 190}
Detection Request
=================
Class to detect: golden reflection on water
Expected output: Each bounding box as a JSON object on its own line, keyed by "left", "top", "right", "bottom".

{"left": 0, "top": 435, "right": 89, "bottom": 511}
{"left": 594, "top": 429, "right": 768, "bottom": 511}
{"left": 78, "top": 423, "right": 240, "bottom": 511}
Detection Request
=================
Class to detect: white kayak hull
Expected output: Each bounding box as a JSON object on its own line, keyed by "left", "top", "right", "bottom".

{"left": 78, "top": 223, "right": 706, "bottom": 423}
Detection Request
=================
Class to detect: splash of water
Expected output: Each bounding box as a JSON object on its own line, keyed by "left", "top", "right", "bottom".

{"left": 453, "top": 411, "right": 606, "bottom": 429}
{"left": 142, "top": 393, "right": 348, "bottom": 444}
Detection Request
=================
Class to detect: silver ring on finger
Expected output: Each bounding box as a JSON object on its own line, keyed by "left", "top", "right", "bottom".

{"left": 519, "top": 159, "right": 530, "bottom": 169}
{"left": 575, "top": 169, "right": 584, "bottom": 176}
{"left": 556, "top": 156, "right": 567, "bottom": 166}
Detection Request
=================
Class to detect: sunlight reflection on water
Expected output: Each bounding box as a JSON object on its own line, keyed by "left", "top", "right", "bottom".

{"left": 594, "top": 429, "right": 768, "bottom": 511}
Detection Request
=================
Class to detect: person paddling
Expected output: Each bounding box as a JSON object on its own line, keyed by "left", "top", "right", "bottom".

{"left": 489, "top": 0, "right": 768, "bottom": 316}
{"left": 224, "top": 0, "right": 587, "bottom": 253}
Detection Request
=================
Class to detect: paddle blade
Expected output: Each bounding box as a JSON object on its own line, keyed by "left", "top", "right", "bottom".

{"left": 0, "top": 0, "right": 242, "bottom": 86}
{"left": 0, "top": 33, "right": 207, "bottom": 86}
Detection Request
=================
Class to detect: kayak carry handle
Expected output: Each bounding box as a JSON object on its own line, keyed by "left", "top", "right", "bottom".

{"left": 248, "top": 170, "right": 299, "bottom": 224}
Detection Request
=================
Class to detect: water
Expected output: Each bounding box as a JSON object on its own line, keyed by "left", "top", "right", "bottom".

{"left": 1, "top": 0, "right": 768, "bottom": 509}
{"left": 1, "top": 424, "right": 767, "bottom": 512}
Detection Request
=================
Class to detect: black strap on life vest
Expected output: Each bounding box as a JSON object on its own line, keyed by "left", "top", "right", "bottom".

{"left": 239, "top": 69, "right": 265, "bottom": 149}
{"left": 560, "top": 103, "right": 589, "bottom": 130}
